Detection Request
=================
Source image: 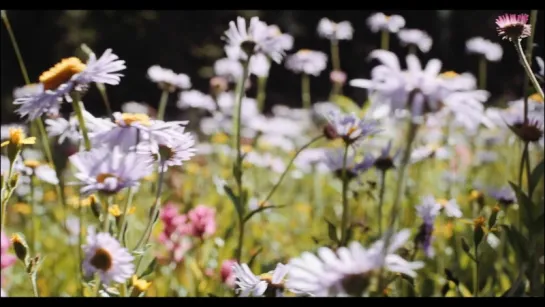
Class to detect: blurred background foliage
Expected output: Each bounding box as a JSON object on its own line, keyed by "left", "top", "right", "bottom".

{"left": 1, "top": 10, "right": 543, "bottom": 123}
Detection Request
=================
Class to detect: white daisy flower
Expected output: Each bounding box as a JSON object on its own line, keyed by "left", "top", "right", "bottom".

{"left": 45, "top": 116, "right": 81, "bottom": 145}
{"left": 317, "top": 18, "right": 354, "bottom": 41}
{"left": 223, "top": 16, "right": 285, "bottom": 64}
{"left": 466, "top": 37, "right": 503, "bottom": 62}
{"left": 367, "top": 13, "right": 406, "bottom": 33}
{"left": 438, "top": 198, "right": 463, "bottom": 218}
{"left": 397, "top": 29, "right": 432, "bottom": 53}
{"left": 15, "top": 158, "right": 59, "bottom": 185}
{"left": 14, "top": 49, "right": 126, "bottom": 121}
{"left": 121, "top": 101, "right": 154, "bottom": 116}
{"left": 266, "top": 25, "right": 294, "bottom": 52}
{"left": 177, "top": 90, "right": 217, "bottom": 112}
{"left": 137, "top": 128, "right": 196, "bottom": 172}
{"left": 537, "top": 56, "right": 544, "bottom": 78}
{"left": 147, "top": 65, "right": 191, "bottom": 91}
{"left": 285, "top": 49, "right": 328, "bottom": 76}
{"left": 13, "top": 83, "right": 43, "bottom": 99}
{"left": 82, "top": 226, "right": 134, "bottom": 285}
{"left": 233, "top": 263, "right": 290, "bottom": 297}
{"left": 257, "top": 134, "right": 295, "bottom": 152}
{"left": 325, "top": 110, "right": 381, "bottom": 144}
{"left": 217, "top": 92, "right": 259, "bottom": 120}
{"left": 249, "top": 53, "right": 271, "bottom": 78}
{"left": 410, "top": 144, "right": 451, "bottom": 163}
{"left": 288, "top": 230, "right": 424, "bottom": 297}
{"left": 214, "top": 57, "right": 243, "bottom": 81}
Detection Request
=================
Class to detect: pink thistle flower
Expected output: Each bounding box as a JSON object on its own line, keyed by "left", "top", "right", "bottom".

{"left": 496, "top": 13, "right": 531, "bottom": 41}
{"left": 187, "top": 205, "right": 217, "bottom": 239}
{"left": 1, "top": 232, "right": 17, "bottom": 286}
{"left": 158, "top": 203, "right": 193, "bottom": 263}
{"left": 220, "top": 259, "right": 237, "bottom": 288}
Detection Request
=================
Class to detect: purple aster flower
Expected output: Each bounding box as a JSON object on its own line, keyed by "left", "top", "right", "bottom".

{"left": 137, "top": 128, "right": 197, "bottom": 172}
{"left": 489, "top": 186, "right": 517, "bottom": 207}
{"left": 69, "top": 146, "right": 153, "bottom": 196}
{"left": 373, "top": 140, "right": 400, "bottom": 171}
{"left": 324, "top": 149, "right": 375, "bottom": 182}
{"left": 324, "top": 110, "right": 381, "bottom": 145}
{"left": 415, "top": 195, "right": 441, "bottom": 258}
{"left": 14, "top": 49, "right": 126, "bottom": 121}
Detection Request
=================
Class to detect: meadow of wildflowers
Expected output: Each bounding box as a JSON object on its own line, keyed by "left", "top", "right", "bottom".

{"left": 0, "top": 10, "right": 544, "bottom": 298}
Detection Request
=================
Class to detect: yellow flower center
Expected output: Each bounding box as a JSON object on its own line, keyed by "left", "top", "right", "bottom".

{"left": 529, "top": 93, "right": 543, "bottom": 103}
{"left": 90, "top": 248, "right": 113, "bottom": 271}
{"left": 132, "top": 275, "right": 152, "bottom": 292}
{"left": 440, "top": 71, "right": 459, "bottom": 79}
{"left": 109, "top": 204, "right": 136, "bottom": 217}
{"left": 11, "top": 233, "right": 23, "bottom": 245}
{"left": 24, "top": 160, "right": 41, "bottom": 169}
{"left": 241, "top": 145, "right": 253, "bottom": 154}
{"left": 298, "top": 49, "right": 312, "bottom": 55}
{"left": 39, "top": 57, "right": 86, "bottom": 91}
{"left": 436, "top": 198, "right": 448, "bottom": 208}
{"left": 469, "top": 190, "right": 483, "bottom": 201}
{"left": 385, "top": 15, "right": 391, "bottom": 21}
{"left": 116, "top": 113, "right": 151, "bottom": 127}
{"left": 96, "top": 173, "right": 118, "bottom": 184}
{"left": 346, "top": 125, "right": 358, "bottom": 136}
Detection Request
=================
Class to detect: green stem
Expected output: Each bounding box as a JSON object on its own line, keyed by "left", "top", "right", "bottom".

{"left": 102, "top": 196, "right": 112, "bottom": 233}
{"left": 71, "top": 94, "right": 92, "bottom": 151}
{"left": 256, "top": 76, "right": 268, "bottom": 113}
{"left": 262, "top": 135, "right": 324, "bottom": 205}
{"left": 96, "top": 84, "right": 113, "bottom": 118}
{"left": 93, "top": 274, "right": 101, "bottom": 297}
{"left": 301, "top": 73, "right": 311, "bottom": 109}
{"left": 1, "top": 159, "right": 16, "bottom": 231}
{"left": 134, "top": 162, "right": 166, "bottom": 271}
{"left": 30, "top": 176, "right": 37, "bottom": 254}
{"left": 474, "top": 244, "right": 479, "bottom": 297}
{"left": 340, "top": 144, "right": 350, "bottom": 246}
{"left": 380, "top": 30, "right": 390, "bottom": 51}
{"left": 330, "top": 39, "right": 341, "bottom": 71}
{"left": 77, "top": 196, "right": 85, "bottom": 296}
{"left": 377, "top": 170, "right": 387, "bottom": 237}
{"left": 478, "top": 56, "right": 487, "bottom": 90}
{"left": 156, "top": 90, "right": 170, "bottom": 121}
{"left": 1, "top": 10, "right": 30, "bottom": 84}
{"left": 233, "top": 58, "right": 251, "bottom": 264}
{"left": 117, "top": 187, "right": 134, "bottom": 242}
{"left": 29, "top": 273, "right": 39, "bottom": 297}
{"left": 408, "top": 44, "right": 417, "bottom": 55}
{"left": 518, "top": 142, "right": 528, "bottom": 227}
{"left": 514, "top": 39, "right": 544, "bottom": 102}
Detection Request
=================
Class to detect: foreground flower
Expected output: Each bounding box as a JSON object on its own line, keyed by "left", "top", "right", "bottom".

{"left": 69, "top": 146, "right": 153, "bottom": 196}
{"left": 285, "top": 49, "right": 328, "bottom": 76}
{"left": 14, "top": 49, "right": 126, "bottom": 120}
{"left": 0, "top": 124, "right": 27, "bottom": 141}
{"left": 495, "top": 13, "right": 531, "bottom": 41}
{"left": 287, "top": 230, "right": 424, "bottom": 297}
{"left": 82, "top": 227, "right": 134, "bottom": 284}
{"left": 489, "top": 186, "right": 516, "bottom": 207}
{"left": 317, "top": 18, "right": 353, "bottom": 40}
{"left": 45, "top": 116, "right": 81, "bottom": 145}
{"left": 233, "top": 263, "right": 290, "bottom": 297}
{"left": 147, "top": 65, "right": 191, "bottom": 92}
{"left": 466, "top": 37, "right": 503, "bottom": 62}
{"left": 367, "top": 13, "right": 405, "bottom": 33}
{"left": 397, "top": 29, "right": 432, "bottom": 53}
{"left": 324, "top": 110, "right": 381, "bottom": 144}
{"left": 223, "top": 17, "right": 285, "bottom": 63}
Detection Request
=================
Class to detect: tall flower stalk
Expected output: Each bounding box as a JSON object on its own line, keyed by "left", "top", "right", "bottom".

{"left": 380, "top": 30, "right": 390, "bottom": 51}
{"left": 156, "top": 90, "right": 170, "bottom": 121}
{"left": 301, "top": 73, "right": 311, "bottom": 109}
{"left": 339, "top": 144, "right": 350, "bottom": 245}
{"left": 478, "top": 56, "right": 487, "bottom": 89}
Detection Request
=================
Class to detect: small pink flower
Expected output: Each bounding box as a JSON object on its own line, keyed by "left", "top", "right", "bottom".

{"left": 187, "top": 205, "right": 216, "bottom": 239}
{"left": 495, "top": 13, "right": 531, "bottom": 41}
{"left": 330, "top": 70, "right": 347, "bottom": 85}
{"left": 1, "top": 232, "right": 16, "bottom": 270}
{"left": 220, "top": 259, "right": 236, "bottom": 288}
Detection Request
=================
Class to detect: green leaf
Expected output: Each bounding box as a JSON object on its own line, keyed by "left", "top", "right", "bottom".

{"left": 500, "top": 225, "right": 529, "bottom": 263}
{"left": 332, "top": 95, "right": 361, "bottom": 114}
{"left": 444, "top": 268, "right": 459, "bottom": 286}
{"left": 224, "top": 184, "right": 244, "bottom": 217}
{"left": 460, "top": 237, "right": 476, "bottom": 262}
{"left": 325, "top": 219, "right": 339, "bottom": 244}
{"left": 508, "top": 181, "right": 535, "bottom": 226}
{"left": 529, "top": 158, "right": 545, "bottom": 197}
{"left": 139, "top": 257, "right": 157, "bottom": 278}
{"left": 247, "top": 247, "right": 263, "bottom": 268}
{"left": 501, "top": 264, "right": 527, "bottom": 297}
{"left": 488, "top": 209, "right": 499, "bottom": 229}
